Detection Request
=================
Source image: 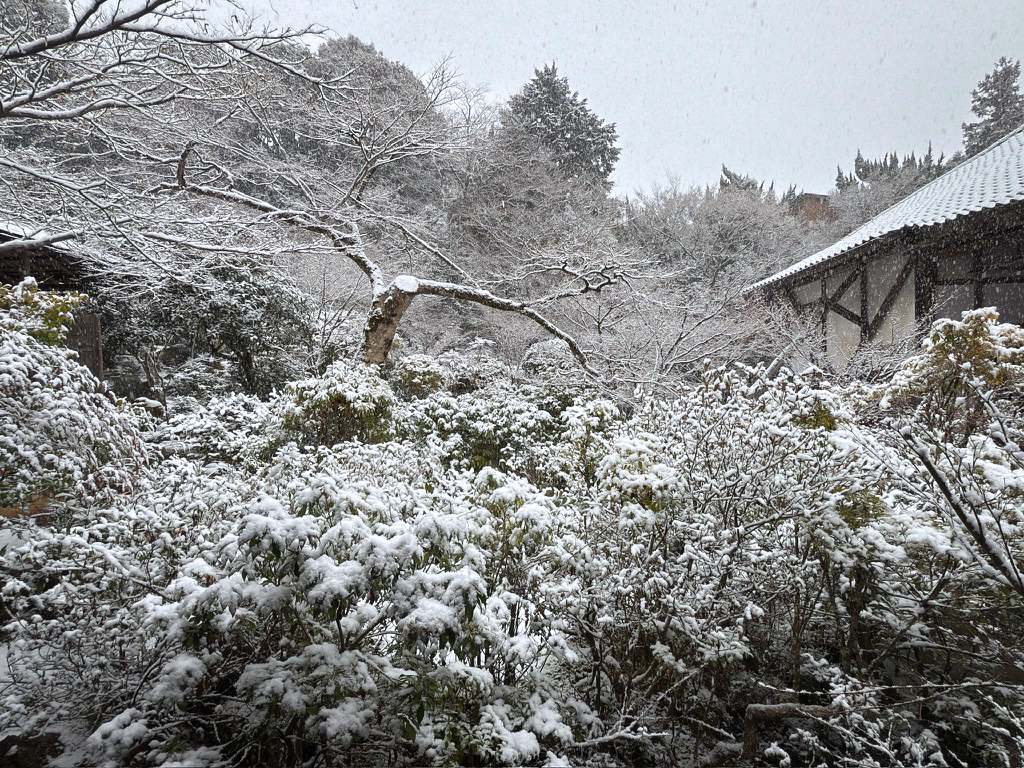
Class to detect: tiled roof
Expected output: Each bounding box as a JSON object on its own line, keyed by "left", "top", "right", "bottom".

{"left": 747, "top": 124, "right": 1024, "bottom": 292}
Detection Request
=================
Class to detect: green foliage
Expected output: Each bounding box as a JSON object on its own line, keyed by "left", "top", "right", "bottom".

{"left": 404, "top": 387, "right": 555, "bottom": 476}
{"left": 99, "top": 258, "right": 316, "bottom": 400}
{"left": 882, "top": 307, "right": 1024, "bottom": 441}
{"left": 0, "top": 276, "right": 85, "bottom": 346}
{"left": 394, "top": 353, "right": 447, "bottom": 399}
{"left": 835, "top": 488, "right": 885, "bottom": 528}
{"left": 0, "top": 300, "right": 146, "bottom": 509}
{"left": 791, "top": 398, "right": 838, "bottom": 430}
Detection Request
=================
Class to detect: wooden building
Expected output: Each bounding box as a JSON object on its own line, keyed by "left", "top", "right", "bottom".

{"left": 0, "top": 227, "right": 104, "bottom": 379}
{"left": 748, "top": 126, "right": 1024, "bottom": 368}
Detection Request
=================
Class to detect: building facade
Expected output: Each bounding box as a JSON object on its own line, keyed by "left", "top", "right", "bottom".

{"left": 749, "top": 127, "right": 1024, "bottom": 368}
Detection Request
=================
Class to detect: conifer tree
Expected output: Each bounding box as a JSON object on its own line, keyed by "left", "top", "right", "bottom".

{"left": 962, "top": 56, "right": 1024, "bottom": 156}
{"left": 506, "top": 63, "right": 620, "bottom": 185}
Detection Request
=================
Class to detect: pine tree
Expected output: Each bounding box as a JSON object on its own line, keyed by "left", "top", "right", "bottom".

{"left": 506, "top": 63, "right": 621, "bottom": 185}
{"left": 962, "top": 57, "right": 1024, "bottom": 156}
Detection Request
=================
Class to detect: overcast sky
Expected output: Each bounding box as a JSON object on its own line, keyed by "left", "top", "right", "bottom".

{"left": 243, "top": 0, "right": 1024, "bottom": 197}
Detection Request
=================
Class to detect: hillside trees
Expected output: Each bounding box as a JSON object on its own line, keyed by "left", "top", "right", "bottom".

{"left": 622, "top": 170, "right": 810, "bottom": 285}
{"left": 829, "top": 146, "right": 952, "bottom": 237}
{"left": 611, "top": 173, "right": 815, "bottom": 385}
{"left": 1, "top": 2, "right": 637, "bottom": 399}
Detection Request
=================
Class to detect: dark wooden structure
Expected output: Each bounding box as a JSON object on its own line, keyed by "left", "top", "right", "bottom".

{"left": 0, "top": 230, "right": 104, "bottom": 379}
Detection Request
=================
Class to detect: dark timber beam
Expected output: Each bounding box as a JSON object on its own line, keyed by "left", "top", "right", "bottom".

{"left": 826, "top": 301, "right": 862, "bottom": 327}
{"left": 829, "top": 268, "right": 861, "bottom": 304}
{"left": 860, "top": 256, "right": 869, "bottom": 341}
{"left": 914, "top": 251, "right": 935, "bottom": 322}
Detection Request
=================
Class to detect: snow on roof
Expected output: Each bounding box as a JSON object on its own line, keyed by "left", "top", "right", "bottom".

{"left": 747, "top": 124, "right": 1024, "bottom": 292}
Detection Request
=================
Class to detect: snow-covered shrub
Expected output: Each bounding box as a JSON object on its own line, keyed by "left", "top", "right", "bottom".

{"left": 0, "top": 313, "right": 146, "bottom": 510}
{"left": 402, "top": 386, "right": 558, "bottom": 478}
{"left": 862, "top": 309, "right": 1024, "bottom": 602}
{"left": 2, "top": 444, "right": 580, "bottom": 766}
{"left": 544, "top": 365, "right": 906, "bottom": 759}
{"left": 393, "top": 353, "right": 446, "bottom": 398}
{"left": 520, "top": 339, "right": 575, "bottom": 376}
{"left": 159, "top": 391, "right": 272, "bottom": 464}
{"left": 6, "top": 312, "right": 1024, "bottom": 767}
{"left": 880, "top": 307, "right": 1024, "bottom": 441}
{"left": 162, "top": 354, "right": 237, "bottom": 403}
{"left": 0, "top": 458, "right": 247, "bottom": 757}
{"left": 277, "top": 358, "right": 396, "bottom": 446}
{"left": 516, "top": 339, "right": 597, "bottom": 415}
{"left": 97, "top": 256, "right": 316, "bottom": 399}
{"left": 436, "top": 348, "right": 508, "bottom": 394}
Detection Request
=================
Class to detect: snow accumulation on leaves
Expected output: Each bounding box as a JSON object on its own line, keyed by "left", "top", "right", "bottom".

{"left": 0, "top": 322, "right": 147, "bottom": 509}
{"left": 2, "top": 313, "right": 1024, "bottom": 766}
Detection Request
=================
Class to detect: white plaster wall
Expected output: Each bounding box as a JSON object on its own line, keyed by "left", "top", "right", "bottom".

{"left": 866, "top": 254, "right": 905, "bottom": 318}
{"left": 935, "top": 253, "right": 974, "bottom": 282}
{"left": 820, "top": 266, "right": 857, "bottom": 308}
{"left": 826, "top": 313, "right": 861, "bottom": 369}
{"left": 822, "top": 265, "right": 862, "bottom": 370}
{"left": 832, "top": 267, "right": 860, "bottom": 314}
{"left": 874, "top": 271, "right": 916, "bottom": 345}
{"left": 933, "top": 284, "right": 974, "bottom": 320}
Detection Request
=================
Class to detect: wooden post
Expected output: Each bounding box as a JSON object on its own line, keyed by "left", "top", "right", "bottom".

{"left": 66, "top": 312, "right": 104, "bottom": 380}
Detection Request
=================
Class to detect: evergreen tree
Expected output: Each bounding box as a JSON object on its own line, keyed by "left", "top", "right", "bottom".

{"left": 962, "top": 57, "right": 1024, "bottom": 156}
{"left": 835, "top": 165, "right": 858, "bottom": 192}
{"left": 506, "top": 63, "right": 621, "bottom": 185}
{"left": 719, "top": 165, "right": 769, "bottom": 195}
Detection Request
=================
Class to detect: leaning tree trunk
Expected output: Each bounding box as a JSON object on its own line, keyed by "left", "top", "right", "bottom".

{"left": 362, "top": 279, "right": 418, "bottom": 365}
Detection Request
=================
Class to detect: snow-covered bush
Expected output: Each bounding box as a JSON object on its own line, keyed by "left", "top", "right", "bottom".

{"left": 520, "top": 339, "right": 575, "bottom": 376}
{"left": 1, "top": 443, "right": 580, "bottom": 766}
{"left": 0, "top": 298, "right": 146, "bottom": 510}
{"left": 276, "top": 359, "right": 397, "bottom": 447}
{"left": 162, "top": 354, "right": 238, "bottom": 403}
{"left": 436, "top": 348, "right": 509, "bottom": 394}
{"left": 402, "top": 386, "right": 559, "bottom": 478}
{"left": 880, "top": 307, "right": 1024, "bottom": 441}
{"left": 0, "top": 276, "right": 84, "bottom": 345}
{"left": 160, "top": 391, "right": 272, "bottom": 464}
{"left": 542, "top": 365, "right": 904, "bottom": 761}
{"left": 393, "top": 353, "right": 446, "bottom": 398}
{"left": 4, "top": 336, "right": 1024, "bottom": 767}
